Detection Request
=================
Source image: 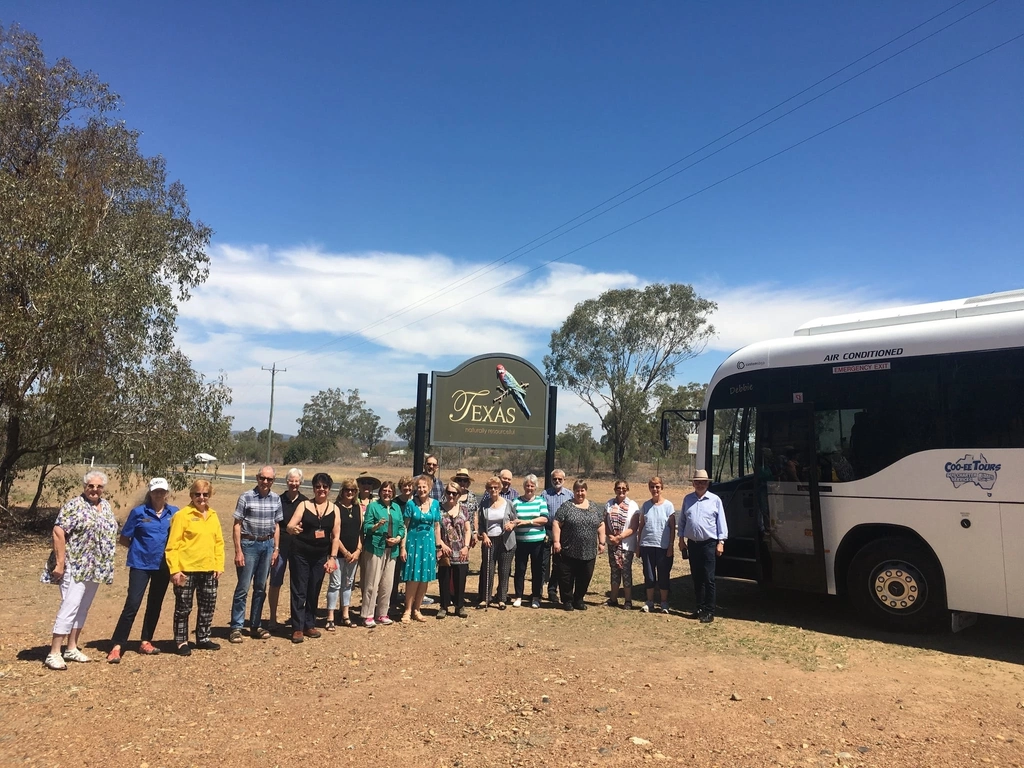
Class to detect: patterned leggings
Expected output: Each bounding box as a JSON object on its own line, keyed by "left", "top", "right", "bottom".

{"left": 173, "top": 571, "right": 218, "bottom": 645}
{"left": 608, "top": 550, "right": 635, "bottom": 598}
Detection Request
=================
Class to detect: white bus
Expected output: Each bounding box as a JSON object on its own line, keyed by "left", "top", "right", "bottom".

{"left": 688, "top": 289, "right": 1024, "bottom": 632}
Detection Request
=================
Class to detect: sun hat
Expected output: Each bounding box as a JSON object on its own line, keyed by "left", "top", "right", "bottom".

{"left": 452, "top": 468, "right": 472, "bottom": 483}
{"left": 691, "top": 469, "right": 711, "bottom": 482}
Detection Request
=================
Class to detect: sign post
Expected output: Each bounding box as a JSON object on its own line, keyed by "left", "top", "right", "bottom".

{"left": 430, "top": 354, "right": 550, "bottom": 451}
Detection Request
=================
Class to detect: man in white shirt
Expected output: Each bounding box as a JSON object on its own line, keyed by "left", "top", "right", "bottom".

{"left": 678, "top": 469, "right": 728, "bottom": 623}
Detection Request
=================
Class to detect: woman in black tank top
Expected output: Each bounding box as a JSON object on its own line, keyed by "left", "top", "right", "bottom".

{"left": 285, "top": 472, "right": 340, "bottom": 642}
{"left": 326, "top": 479, "right": 363, "bottom": 628}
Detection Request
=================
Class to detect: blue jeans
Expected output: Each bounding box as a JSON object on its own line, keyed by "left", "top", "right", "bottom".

{"left": 326, "top": 558, "right": 358, "bottom": 610}
{"left": 230, "top": 538, "right": 274, "bottom": 630}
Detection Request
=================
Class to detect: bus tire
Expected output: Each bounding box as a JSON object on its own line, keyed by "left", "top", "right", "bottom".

{"left": 847, "top": 537, "right": 947, "bottom": 633}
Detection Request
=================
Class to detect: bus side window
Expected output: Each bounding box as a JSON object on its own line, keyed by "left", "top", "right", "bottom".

{"left": 815, "top": 408, "right": 862, "bottom": 482}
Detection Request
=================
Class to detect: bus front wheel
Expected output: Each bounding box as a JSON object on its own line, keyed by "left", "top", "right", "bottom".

{"left": 847, "top": 538, "right": 947, "bottom": 633}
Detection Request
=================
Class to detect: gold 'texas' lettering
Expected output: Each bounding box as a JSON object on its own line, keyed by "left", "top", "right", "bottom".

{"left": 450, "top": 390, "right": 491, "bottom": 422}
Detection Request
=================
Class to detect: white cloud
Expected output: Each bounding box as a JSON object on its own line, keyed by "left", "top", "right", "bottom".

{"left": 176, "top": 244, "right": 906, "bottom": 436}
{"left": 700, "top": 281, "right": 907, "bottom": 352}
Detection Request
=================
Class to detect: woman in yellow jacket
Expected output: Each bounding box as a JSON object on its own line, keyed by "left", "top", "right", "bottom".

{"left": 165, "top": 479, "right": 225, "bottom": 656}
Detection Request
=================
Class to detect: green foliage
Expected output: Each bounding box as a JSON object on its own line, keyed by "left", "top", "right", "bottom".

{"left": 0, "top": 25, "right": 229, "bottom": 509}
{"left": 545, "top": 283, "right": 715, "bottom": 476}
{"left": 556, "top": 423, "right": 600, "bottom": 475}
{"left": 296, "top": 387, "right": 386, "bottom": 461}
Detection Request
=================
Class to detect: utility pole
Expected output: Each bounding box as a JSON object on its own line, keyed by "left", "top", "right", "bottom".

{"left": 262, "top": 364, "right": 286, "bottom": 465}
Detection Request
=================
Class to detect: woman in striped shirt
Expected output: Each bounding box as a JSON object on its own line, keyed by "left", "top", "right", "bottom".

{"left": 511, "top": 475, "right": 548, "bottom": 609}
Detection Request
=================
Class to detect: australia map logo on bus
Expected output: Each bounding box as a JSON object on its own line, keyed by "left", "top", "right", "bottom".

{"left": 944, "top": 454, "right": 1000, "bottom": 491}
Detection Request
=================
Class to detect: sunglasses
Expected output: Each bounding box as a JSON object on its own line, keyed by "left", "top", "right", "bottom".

{"left": 192, "top": 492, "right": 210, "bottom": 498}
{"left": 313, "top": 484, "right": 330, "bottom": 490}
{"left": 85, "top": 484, "right": 105, "bottom": 490}
{"left": 257, "top": 476, "right": 274, "bottom": 482}
{"left": 445, "top": 490, "right": 461, "bottom": 496}
{"left": 342, "top": 487, "right": 357, "bottom": 492}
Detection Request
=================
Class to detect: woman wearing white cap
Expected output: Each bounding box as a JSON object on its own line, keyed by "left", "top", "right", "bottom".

{"left": 106, "top": 478, "right": 179, "bottom": 663}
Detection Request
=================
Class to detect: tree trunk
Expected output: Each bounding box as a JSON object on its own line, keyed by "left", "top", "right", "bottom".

{"left": 0, "top": 412, "right": 23, "bottom": 512}
{"left": 28, "top": 459, "right": 52, "bottom": 515}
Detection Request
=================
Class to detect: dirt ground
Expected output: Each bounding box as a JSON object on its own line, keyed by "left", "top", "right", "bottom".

{"left": 1, "top": 466, "right": 1023, "bottom": 768}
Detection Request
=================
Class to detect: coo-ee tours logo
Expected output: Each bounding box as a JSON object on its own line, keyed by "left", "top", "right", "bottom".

{"left": 944, "top": 453, "right": 1000, "bottom": 491}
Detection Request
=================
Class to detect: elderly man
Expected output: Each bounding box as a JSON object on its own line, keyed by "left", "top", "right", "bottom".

{"left": 678, "top": 469, "right": 728, "bottom": 623}
{"left": 541, "top": 469, "right": 573, "bottom": 604}
{"left": 424, "top": 455, "right": 445, "bottom": 501}
{"left": 268, "top": 468, "right": 306, "bottom": 630}
{"left": 229, "top": 465, "right": 283, "bottom": 643}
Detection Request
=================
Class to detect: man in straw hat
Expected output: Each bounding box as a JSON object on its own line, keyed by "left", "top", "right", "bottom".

{"left": 678, "top": 469, "right": 728, "bottom": 624}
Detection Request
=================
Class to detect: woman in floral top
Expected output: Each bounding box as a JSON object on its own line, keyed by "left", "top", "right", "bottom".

{"left": 42, "top": 470, "right": 118, "bottom": 670}
{"left": 437, "top": 481, "right": 472, "bottom": 619}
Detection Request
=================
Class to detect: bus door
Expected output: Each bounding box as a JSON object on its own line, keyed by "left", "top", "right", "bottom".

{"left": 755, "top": 405, "right": 827, "bottom": 592}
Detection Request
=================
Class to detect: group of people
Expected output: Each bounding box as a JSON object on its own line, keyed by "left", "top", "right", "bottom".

{"left": 40, "top": 460, "right": 728, "bottom": 669}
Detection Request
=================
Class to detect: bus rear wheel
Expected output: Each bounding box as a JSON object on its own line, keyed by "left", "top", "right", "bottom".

{"left": 847, "top": 537, "right": 947, "bottom": 633}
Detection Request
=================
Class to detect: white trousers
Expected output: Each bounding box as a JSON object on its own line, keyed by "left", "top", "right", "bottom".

{"left": 53, "top": 575, "right": 100, "bottom": 635}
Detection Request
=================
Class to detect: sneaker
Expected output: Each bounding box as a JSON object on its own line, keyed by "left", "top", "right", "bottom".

{"left": 642, "top": 602, "right": 653, "bottom": 613}
{"left": 106, "top": 647, "right": 122, "bottom": 664}
{"left": 377, "top": 616, "right": 393, "bottom": 626}
{"left": 364, "top": 617, "right": 376, "bottom": 628}
{"left": 195, "top": 640, "right": 221, "bottom": 651}
{"left": 573, "top": 601, "right": 587, "bottom": 611}
{"left": 228, "top": 629, "right": 244, "bottom": 644}
{"left": 456, "top": 608, "right": 469, "bottom": 618}
{"left": 660, "top": 604, "right": 670, "bottom": 614}
{"left": 138, "top": 641, "right": 161, "bottom": 655}
{"left": 512, "top": 598, "right": 522, "bottom": 608}
{"left": 421, "top": 595, "right": 434, "bottom": 605}
{"left": 700, "top": 612, "right": 714, "bottom": 624}
{"left": 547, "top": 592, "right": 558, "bottom": 604}
{"left": 531, "top": 598, "right": 540, "bottom": 609}
{"left": 62, "top": 647, "right": 91, "bottom": 663}
{"left": 44, "top": 653, "right": 67, "bottom": 670}
{"left": 562, "top": 602, "right": 574, "bottom": 612}
{"left": 436, "top": 609, "right": 447, "bottom": 620}
{"left": 176, "top": 643, "right": 192, "bottom": 656}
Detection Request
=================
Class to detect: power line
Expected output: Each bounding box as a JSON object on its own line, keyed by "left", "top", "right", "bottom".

{"left": 309, "top": 31, "right": 1024, "bottom": 358}
{"left": 268, "top": 0, "right": 993, "bottom": 368}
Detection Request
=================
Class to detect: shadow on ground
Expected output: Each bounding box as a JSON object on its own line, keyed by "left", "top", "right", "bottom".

{"left": 661, "top": 573, "right": 1024, "bottom": 665}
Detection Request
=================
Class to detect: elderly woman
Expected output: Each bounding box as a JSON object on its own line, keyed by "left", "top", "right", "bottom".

{"left": 285, "top": 472, "right": 341, "bottom": 643}
{"left": 437, "top": 481, "right": 472, "bottom": 618}
{"left": 390, "top": 475, "right": 415, "bottom": 612}
{"left": 637, "top": 476, "right": 676, "bottom": 614}
{"left": 552, "top": 479, "right": 606, "bottom": 611}
{"left": 360, "top": 481, "right": 405, "bottom": 628}
{"left": 165, "top": 479, "right": 225, "bottom": 656}
{"left": 326, "top": 478, "right": 362, "bottom": 629}
{"left": 512, "top": 474, "right": 548, "bottom": 609}
{"left": 106, "top": 477, "right": 179, "bottom": 664}
{"left": 41, "top": 470, "right": 118, "bottom": 670}
{"left": 402, "top": 474, "right": 449, "bottom": 622}
{"left": 604, "top": 480, "right": 640, "bottom": 610}
{"left": 269, "top": 468, "right": 306, "bottom": 630}
{"left": 477, "top": 476, "right": 518, "bottom": 609}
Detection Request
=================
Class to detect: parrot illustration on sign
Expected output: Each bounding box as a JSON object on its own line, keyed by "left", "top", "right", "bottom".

{"left": 494, "top": 364, "right": 531, "bottom": 419}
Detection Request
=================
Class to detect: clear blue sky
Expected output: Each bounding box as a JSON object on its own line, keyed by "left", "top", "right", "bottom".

{"left": 6, "top": 1, "right": 1023, "bottom": 435}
